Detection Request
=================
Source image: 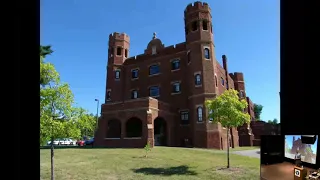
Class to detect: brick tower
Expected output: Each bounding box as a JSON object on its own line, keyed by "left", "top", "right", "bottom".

{"left": 184, "top": 2, "right": 224, "bottom": 148}
{"left": 105, "top": 33, "right": 130, "bottom": 103}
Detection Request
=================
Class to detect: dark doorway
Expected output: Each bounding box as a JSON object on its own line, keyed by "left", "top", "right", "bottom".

{"left": 154, "top": 117, "right": 167, "bottom": 146}
{"left": 106, "top": 119, "right": 121, "bottom": 138}
{"left": 221, "top": 138, "right": 223, "bottom": 150}
{"left": 126, "top": 117, "right": 143, "bottom": 138}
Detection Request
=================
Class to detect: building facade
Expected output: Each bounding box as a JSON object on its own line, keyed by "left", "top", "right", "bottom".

{"left": 95, "top": 1, "right": 255, "bottom": 149}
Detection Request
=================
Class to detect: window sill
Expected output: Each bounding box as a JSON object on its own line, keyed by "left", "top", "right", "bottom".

{"left": 180, "top": 124, "right": 190, "bottom": 126}
{"left": 205, "top": 58, "right": 211, "bottom": 60}
{"left": 197, "top": 121, "right": 204, "bottom": 124}
{"left": 171, "top": 69, "right": 180, "bottom": 72}
{"left": 104, "top": 138, "right": 121, "bottom": 140}
{"left": 150, "top": 95, "right": 160, "bottom": 98}
{"left": 149, "top": 73, "right": 161, "bottom": 77}
{"left": 171, "top": 92, "right": 181, "bottom": 95}
{"left": 115, "top": 79, "right": 120, "bottom": 81}
{"left": 195, "top": 85, "right": 202, "bottom": 88}
{"left": 123, "top": 137, "right": 142, "bottom": 139}
{"left": 131, "top": 78, "right": 139, "bottom": 81}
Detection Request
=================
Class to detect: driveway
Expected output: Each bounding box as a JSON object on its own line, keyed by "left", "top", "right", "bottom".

{"left": 231, "top": 149, "right": 260, "bottom": 158}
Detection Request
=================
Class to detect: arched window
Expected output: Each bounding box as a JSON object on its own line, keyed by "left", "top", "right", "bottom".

{"left": 124, "top": 49, "right": 128, "bottom": 58}
{"left": 115, "top": 70, "right": 121, "bottom": 79}
{"left": 197, "top": 106, "right": 203, "bottom": 122}
{"left": 191, "top": 21, "right": 198, "bottom": 31}
{"left": 131, "top": 90, "right": 138, "bottom": 99}
{"left": 106, "top": 90, "right": 111, "bottom": 101}
{"left": 240, "top": 90, "right": 244, "bottom": 98}
{"left": 221, "top": 77, "right": 224, "bottom": 86}
{"left": 202, "top": 20, "right": 208, "bottom": 30}
{"left": 204, "top": 48, "right": 210, "bottom": 59}
{"left": 195, "top": 74, "right": 201, "bottom": 86}
{"left": 215, "top": 75, "right": 218, "bottom": 87}
{"left": 116, "top": 47, "right": 122, "bottom": 56}
{"left": 187, "top": 51, "right": 191, "bottom": 64}
{"left": 209, "top": 109, "right": 213, "bottom": 121}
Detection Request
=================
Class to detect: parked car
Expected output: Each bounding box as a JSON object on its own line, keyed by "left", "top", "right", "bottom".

{"left": 47, "top": 138, "right": 76, "bottom": 146}
{"left": 85, "top": 137, "right": 94, "bottom": 146}
{"left": 76, "top": 139, "right": 85, "bottom": 146}
{"left": 63, "top": 138, "right": 77, "bottom": 145}
{"left": 47, "top": 138, "right": 61, "bottom": 146}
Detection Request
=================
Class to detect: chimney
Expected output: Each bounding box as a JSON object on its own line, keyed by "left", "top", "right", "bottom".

{"left": 222, "top": 55, "right": 228, "bottom": 72}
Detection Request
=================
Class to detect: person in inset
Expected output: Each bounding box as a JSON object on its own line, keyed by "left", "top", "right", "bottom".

{"left": 294, "top": 149, "right": 302, "bottom": 167}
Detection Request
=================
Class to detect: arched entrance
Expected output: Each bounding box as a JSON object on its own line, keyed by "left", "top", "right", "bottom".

{"left": 154, "top": 117, "right": 167, "bottom": 146}
{"left": 126, "top": 117, "right": 143, "bottom": 138}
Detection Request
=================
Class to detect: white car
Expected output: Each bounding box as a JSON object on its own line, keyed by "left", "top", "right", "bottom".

{"left": 63, "top": 138, "right": 76, "bottom": 145}
{"left": 47, "top": 138, "right": 76, "bottom": 146}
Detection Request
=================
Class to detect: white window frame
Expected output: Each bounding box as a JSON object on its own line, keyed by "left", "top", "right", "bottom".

{"left": 196, "top": 105, "right": 203, "bottom": 123}
{"left": 115, "top": 69, "right": 121, "bottom": 79}
{"left": 203, "top": 46, "right": 210, "bottom": 60}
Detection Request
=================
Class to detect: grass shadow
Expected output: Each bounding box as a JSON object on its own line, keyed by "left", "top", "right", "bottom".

{"left": 132, "top": 165, "right": 197, "bottom": 176}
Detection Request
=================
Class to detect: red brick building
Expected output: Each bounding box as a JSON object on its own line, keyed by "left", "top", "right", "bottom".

{"left": 95, "top": 1, "right": 255, "bottom": 149}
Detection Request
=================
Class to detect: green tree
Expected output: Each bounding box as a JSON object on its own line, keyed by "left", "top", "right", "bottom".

{"left": 205, "top": 89, "right": 250, "bottom": 168}
{"left": 72, "top": 108, "right": 97, "bottom": 137}
{"left": 40, "top": 45, "right": 59, "bottom": 86}
{"left": 267, "top": 118, "right": 278, "bottom": 125}
{"left": 272, "top": 118, "right": 278, "bottom": 124}
{"left": 253, "top": 104, "right": 263, "bottom": 120}
{"left": 40, "top": 45, "right": 79, "bottom": 144}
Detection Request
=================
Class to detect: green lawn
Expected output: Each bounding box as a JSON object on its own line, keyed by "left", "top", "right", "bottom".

{"left": 40, "top": 147, "right": 260, "bottom": 180}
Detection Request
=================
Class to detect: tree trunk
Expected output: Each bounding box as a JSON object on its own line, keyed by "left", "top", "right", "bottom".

{"left": 227, "top": 127, "right": 230, "bottom": 168}
{"left": 50, "top": 135, "right": 54, "bottom": 180}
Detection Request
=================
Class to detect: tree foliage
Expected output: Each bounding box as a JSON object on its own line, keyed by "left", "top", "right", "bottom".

{"left": 40, "top": 45, "right": 96, "bottom": 145}
{"left": 253, "top": 104, "right": 263, "bottom": 120}
{"left": 205, "top": 89, "right": 251, "bottom": 128}
{"left": 40, "top": 45, "right": 59, "bottom": 86}
{"left": 205, "top": 89, "right": 251, "bottom": 168}
{"left": 267, "top": 118, "right": 278, "bottom": 125}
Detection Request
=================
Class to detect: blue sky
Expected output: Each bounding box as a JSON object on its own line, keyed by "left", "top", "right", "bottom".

{"left": 285, "top": 135, "right": 318, "bottom": 154}
{"left": 40, "top": 0, "right": 280, "bottom": 121}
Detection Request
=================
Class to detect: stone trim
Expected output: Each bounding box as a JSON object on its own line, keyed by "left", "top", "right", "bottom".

{"left": 188, "top": 93, "right": 216, "bottom": 99}
{"left": 102, "top": 107, "right": 176, "bottom": 115}
{"left": 102, "top": 97, "right": 171, "bottom": 107}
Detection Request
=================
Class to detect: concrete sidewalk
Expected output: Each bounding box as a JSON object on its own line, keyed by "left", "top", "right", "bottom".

{"left": 231, "top": 149, "right": 260, "bottom": 158}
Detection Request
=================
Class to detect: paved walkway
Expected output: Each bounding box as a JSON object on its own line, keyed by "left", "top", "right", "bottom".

{"left": 231, "top": 149, "right": 260, "bottom": 158}
{"left": 158, "top": 147, "right": 261, "bottom": 158}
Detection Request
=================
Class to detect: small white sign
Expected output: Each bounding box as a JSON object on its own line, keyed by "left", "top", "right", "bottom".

{"left": 294, "top": 169, "right": 300, "bottom": 177}
{"left": 147, "top": 124, "right": 153, "bottom": 129}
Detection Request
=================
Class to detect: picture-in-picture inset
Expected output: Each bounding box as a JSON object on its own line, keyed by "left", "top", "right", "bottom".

{"left": 260, "top": 135, "right": 319, "bottom": 180}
